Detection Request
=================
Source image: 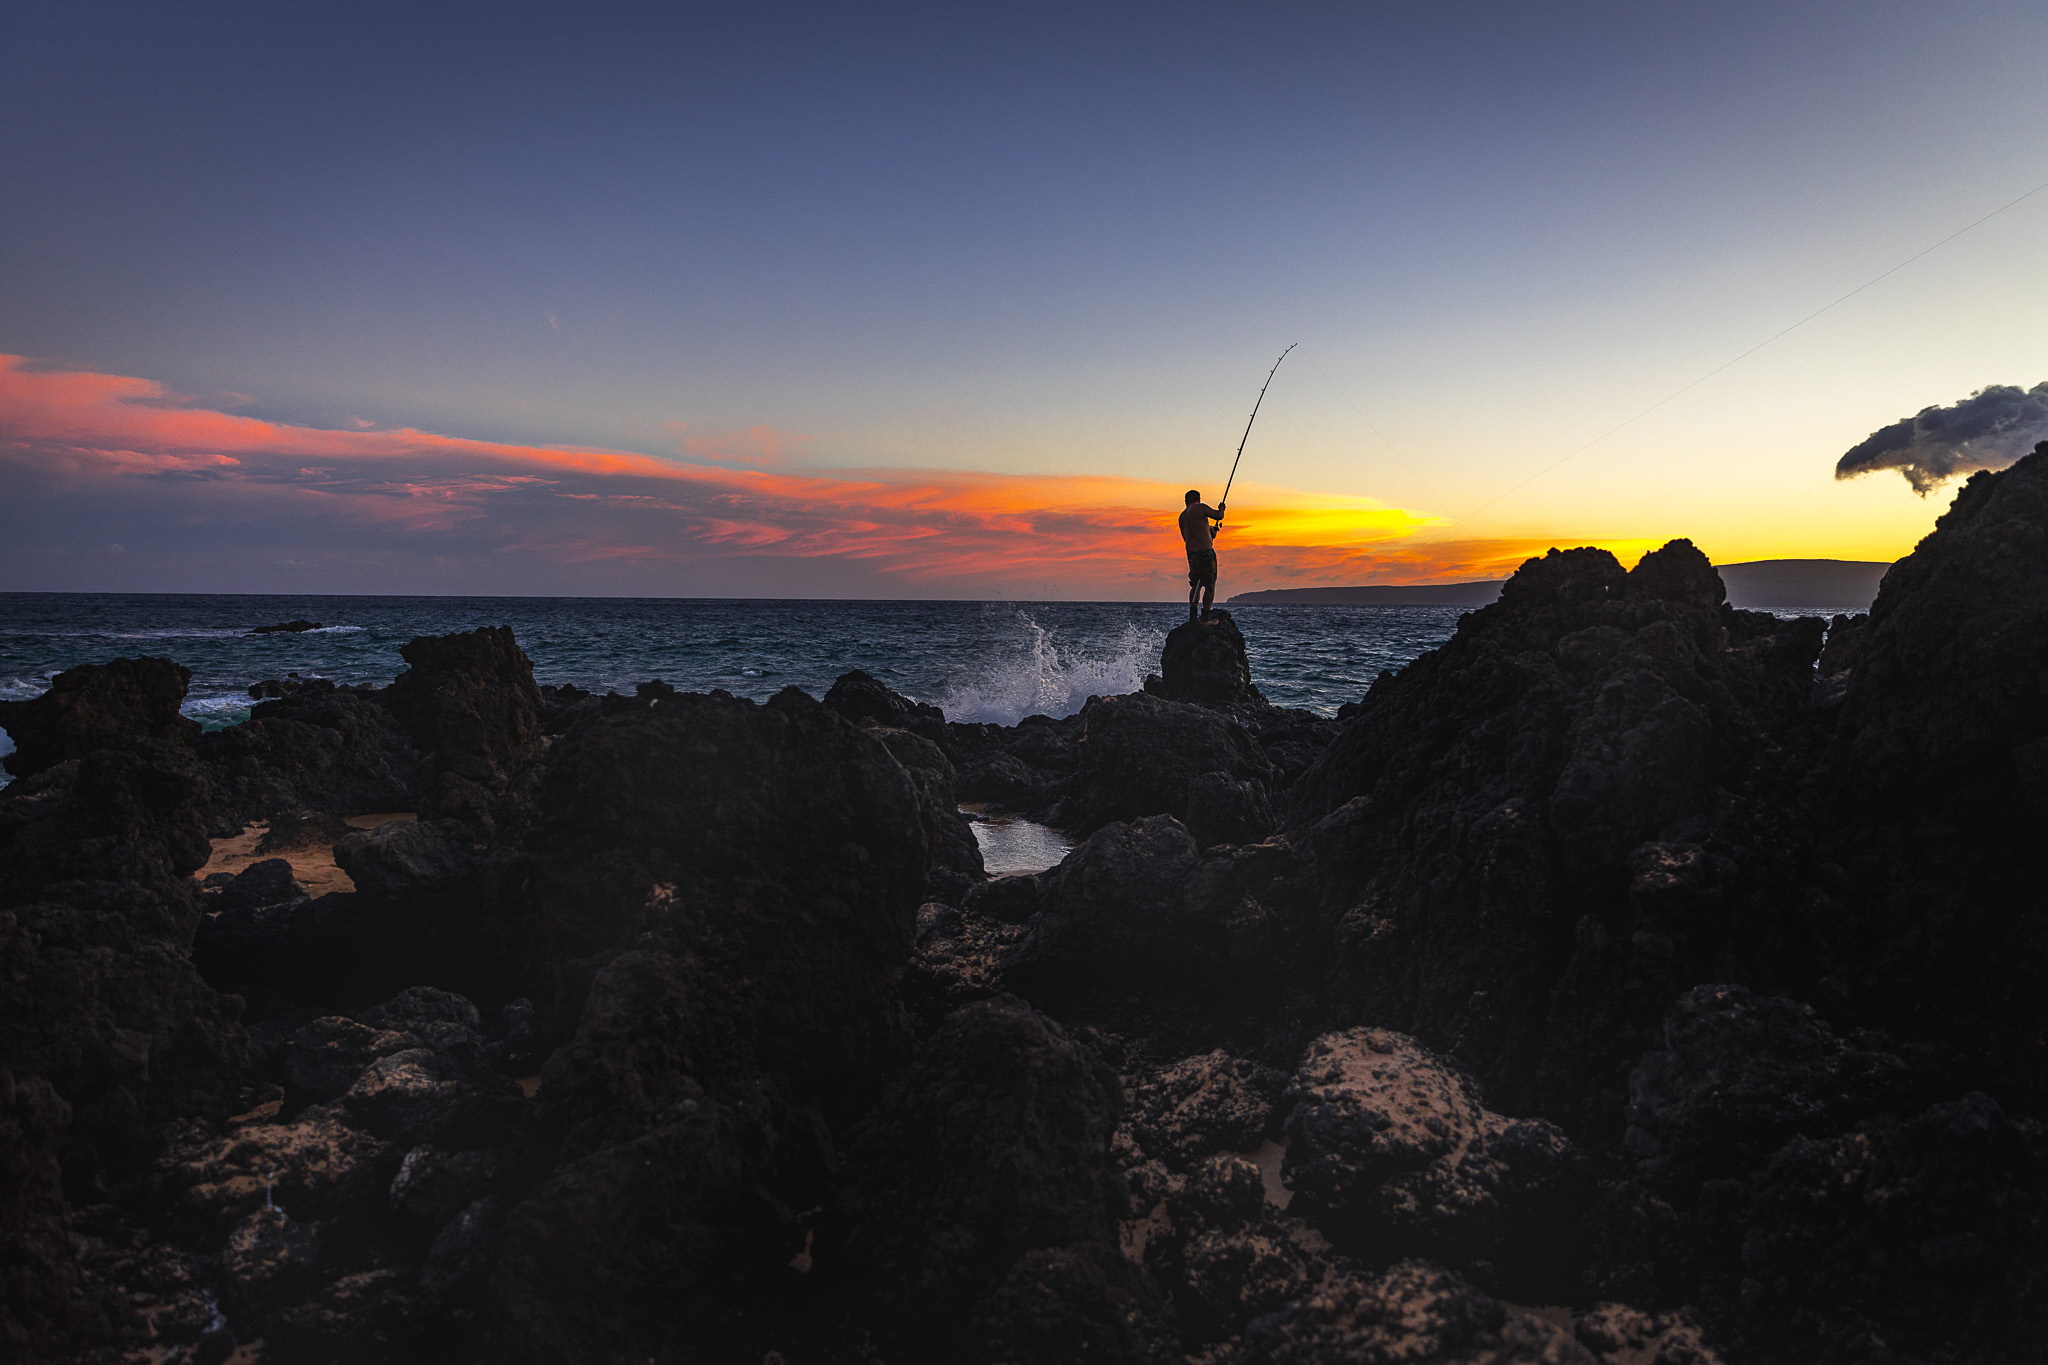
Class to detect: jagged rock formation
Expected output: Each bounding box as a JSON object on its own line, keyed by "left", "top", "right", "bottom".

{"left": 382, "top": 626, "right": 543, "bottom": 829}
{"left": 1150, "top": 610, "right": 1264, "bottom": 705}
{"left": 0, "top": 656, "right": 200, "bottom": 779}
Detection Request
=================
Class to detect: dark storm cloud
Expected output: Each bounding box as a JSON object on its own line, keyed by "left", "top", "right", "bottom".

{"left": 1835, "top": 383, "right": 2048, "bottom": 495}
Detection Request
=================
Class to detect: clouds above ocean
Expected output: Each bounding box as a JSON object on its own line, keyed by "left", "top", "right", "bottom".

{"left": 0, "top": 355, "right": 1617, "bottom": 597}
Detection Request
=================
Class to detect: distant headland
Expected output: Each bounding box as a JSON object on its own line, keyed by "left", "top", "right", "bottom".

{"left": 1230, "top": 557, "right": 1892, "bottom": 610}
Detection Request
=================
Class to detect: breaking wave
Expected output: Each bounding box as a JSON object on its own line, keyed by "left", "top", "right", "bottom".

{"left": 938, "top": 613, "right": 1162, "bottom": 726}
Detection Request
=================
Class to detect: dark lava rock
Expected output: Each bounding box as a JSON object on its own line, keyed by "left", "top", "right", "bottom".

{"left": 958, "top": 750, "right": 1047, "bottom": 805}
{"left": 339, "top": 1047, "right": 523, "bottom": 1148}
{"left": 381, "top": 626, "right": 543, "bottom": 827}
{"left": 844, "top": 995, "right": 1127, "bottom": 1350}
{"left": 388, "top": 1144, "right": 518, "bottom": 1225}
{"left": 154, "top": 1111, "right": 397, "bottom": 1238}
{"left": 1282, "top": 1028, "right": 1591, "bottom": 1298}
{"left": 266, "top": 1268, "right": 421, "bottom": 1364}
{"left": 197, "top": 681, "right": 416, "bottom": 825}
{"left": 483, "top": 684, "right": 945, "bottom": 1361}
{"left": 1006, "top": 815, "right": 1200, "bottom": 985}
{"left": 215, "top": 856, "right": 302, "bottom": 912}
{"left": 1805, "top": 444, "right": 2048, "bottom": 1104}
{"left": 249, "top": 620, "right": 323, "bottom": 635}
{"left": 1622, "top": 984, "right": 1907, "bottom": 1177}
{"left": 220, "top": 1204, "right": 321, "bottom": 1313}
{"left": 1151, "top": 610, "right": 1264, "bottom": 705}
{"left": 823, "top": 667, "right": 952, "bottom": 751}
{"left": 1184, "top": 769, "right": 1277, "bottom": 848}
{"left": 1232, "top": 1259, "right": 1595, "bottom": 1364}
{"left": 871, "top": 724, "right": 986, "bottom": 901}
{"left": 487, "top": 1078, "right": 746, "bottom": 1365}
{"left": 1126, "top": 1050, "right": 1287, "bottom": 1167}
{"left": 285, "top": 1016, "right": 417, "bottom": 1102}
{"left": 966, "top": 1241, "right": 1181, "bottom": 1365}
{"left": 0, "top": 656, "right": 199, "bottom": 779}
{"left": 1289, "top": 538, "right": 1826, "bottom": 1132}
{"left": 1693, "top": 1091, "right": 2047, "bottom": 1364}
{"left": 0, "top": 738, "right": 244, "bottom": 1201}
{"left": 332, "top": 818, "right": 474, "bottom": 897}
{"left": 506, "top": 685, "right": 934, "bottom": 1100}
{"left": 1010, "top": 818, "right": 1310, "bottom": 999}
{"left": 1067, "top": 693, "right": 1275, "bottom": 834}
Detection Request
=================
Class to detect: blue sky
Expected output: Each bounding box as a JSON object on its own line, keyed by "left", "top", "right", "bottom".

{"left": 5, "top": 1, "right": 2047, "bottom": 594}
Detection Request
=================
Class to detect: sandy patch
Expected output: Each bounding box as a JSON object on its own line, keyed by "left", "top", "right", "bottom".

{"left": 193, "top": 814, "right": 416, "bottom": 898}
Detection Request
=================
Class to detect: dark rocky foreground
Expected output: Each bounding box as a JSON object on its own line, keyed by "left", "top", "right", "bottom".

{"left": 4, "top": 451, "right": 2047, "bottom": 1364}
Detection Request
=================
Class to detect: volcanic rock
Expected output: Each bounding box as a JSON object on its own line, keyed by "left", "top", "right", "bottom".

{"left": 965, "top": 1242, "right": 1181, "bottom": 1365}
{"left": 1805, "top": 443, "right": 2048, "bottom": 1104}
{"left": 1152, "top": 610, "right": 1263, "bottom": 705}
{"left": 1183, "top": 769, "right": 1277, "bottom": 848}
{"left": 197, "top": 680, "right": 415, "bottom": 825}
{"left": 1126, "top": 1050, "right": 1287, "bottom": 1167}
{"left": 381, "top": 626, "right": 543, "bottom": 827}
{"left": 1232, "top": 1258, "right": 1596, "bottom": 1364}
{"left": 1066, "top": 692, "right": 1275, "bottom": 834}
{"left": 0, "top": 656, "right": 200, "bottom": 779}
{"left": 331, "top": 818, "right": 474, "bottom": 897}
{"left": 1289, "top": 538, "right": 1826, "bottom": 1131}
{"left": 823, "top": 668, "right": 952, "bottom": 752}
{"left": 1282, "top": 1028, "right": 1591, "bottom": 1297}
{"left": 844, "top": 994, "right": 1127, "bottom": 1350}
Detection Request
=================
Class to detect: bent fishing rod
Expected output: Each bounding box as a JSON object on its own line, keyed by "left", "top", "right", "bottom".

{"left": 1220, "top": 343, "right": 1296, "bottom": 511}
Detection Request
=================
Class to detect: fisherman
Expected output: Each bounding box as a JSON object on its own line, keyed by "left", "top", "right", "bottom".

{"left": 1179, "top": 489, "right": 1225, "bottom": 622}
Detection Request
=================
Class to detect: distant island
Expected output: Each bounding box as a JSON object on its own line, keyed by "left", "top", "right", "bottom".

{"left": 1229, "top": 557, "right": 1891, "bottom": 610}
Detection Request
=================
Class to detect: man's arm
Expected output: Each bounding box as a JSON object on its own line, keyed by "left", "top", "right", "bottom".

{"left": 1206, "top": 503, "right": 1226, "bottom": 532}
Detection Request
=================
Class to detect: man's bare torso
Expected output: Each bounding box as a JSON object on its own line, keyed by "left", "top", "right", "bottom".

{"left": 1179, "top": 502, "right": 1220, "bottom": 552}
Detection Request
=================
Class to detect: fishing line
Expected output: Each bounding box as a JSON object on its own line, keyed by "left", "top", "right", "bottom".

{"left": 1418, "top": 171, "right": 2048, "bottom": 545}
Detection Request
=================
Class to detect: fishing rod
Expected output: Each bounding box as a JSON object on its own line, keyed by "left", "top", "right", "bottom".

{"left": 1220, "top": 343, "right": 1296, "bottom": 510}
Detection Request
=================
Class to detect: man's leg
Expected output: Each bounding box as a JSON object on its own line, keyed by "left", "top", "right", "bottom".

{"left": 1188, "top": 578, "right": 1199, "bottom": 620}
{"left": 1201, "top": 583, "right": 1215, "bottom": 619}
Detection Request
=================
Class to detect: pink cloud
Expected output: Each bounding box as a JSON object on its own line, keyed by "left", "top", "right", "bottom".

{"left": 0, "top": 354, "right": 1600, "bottom": 594}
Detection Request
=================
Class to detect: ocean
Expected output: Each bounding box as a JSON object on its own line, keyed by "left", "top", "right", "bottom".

{"left": 0, "top": 593, "right": 1863, "bottom": 774}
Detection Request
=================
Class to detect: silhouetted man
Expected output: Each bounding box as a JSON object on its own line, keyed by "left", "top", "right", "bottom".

{"left": 1179, "top": 489, "right": 1225, "bottom": 621}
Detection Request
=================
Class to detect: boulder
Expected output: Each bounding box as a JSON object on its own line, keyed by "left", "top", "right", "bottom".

{"left": 1233, "top": 1259, "right": 1597, "bottom": 1365}
{"left": 965, "top": 1242, "right": 1181, "bottom": 1365}
{"left": 381, "top": 627, "right": 543, "bottom": 827}
{"left": 506, "top": 686, "right": 932, "bottom": 1105}
{"left": 1126, "top": 1050, "right": 1287, "bottom": 1167}
{"left": 331, "top": 819, "right": 474, "bottom": 897}
{"left": 214, "top": 856, "right": 303, "bottom": 912}
{"left": 1283, "top": 1029, "right": 1592, "bottom": 1297}
{"left": 844, "top": 995, "right": 1127, "bottom": 1349}
{"left": 1622, "top": 984, "right": 1907, "bottom": 1177}
{"left": 823, "top": 668, "right": 952, "bottom": 751}
{"left": 1006, "top": 815, "right": 1200, "bottom": 986}
{"left": 1183, "top": 770, "right": 1277, "bottom": 848}
{"left": 1066, "top": 693, "right": 1275, "bottom": 834}
{"left": 1806, "top": 444, "right": 2048, "bottom": 1104}
{"left": 1152, "top": 610, "right": 1263, "bottom": 705}
{"left": 197, "top": 681, "right": 415, "bottom": 825}
{"left": 1288, "top": 538, "right": 1827, "bottom": 1132}
{"left": 0, "top": 656, "right": 198, "bottom": 779}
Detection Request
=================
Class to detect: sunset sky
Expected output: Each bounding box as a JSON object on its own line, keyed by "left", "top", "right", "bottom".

{"left": 4, "top": 2, "right": 2047, "bottom": 598}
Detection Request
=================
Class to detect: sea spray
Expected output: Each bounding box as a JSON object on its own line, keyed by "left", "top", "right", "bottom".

{"left": 938, "top": 612, "right": 1162, "bottom": 725}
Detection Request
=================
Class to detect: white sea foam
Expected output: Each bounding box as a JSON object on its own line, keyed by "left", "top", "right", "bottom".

{"left": 182, "top": 695, "right": 256, "bottom": 730}
{"left": 938, "top": 613, "right": 1161, "bottom": 725}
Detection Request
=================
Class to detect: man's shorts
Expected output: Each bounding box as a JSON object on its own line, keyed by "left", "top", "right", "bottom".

{"left": 1187, "top": 548, "right": 1217, "bottom": 589}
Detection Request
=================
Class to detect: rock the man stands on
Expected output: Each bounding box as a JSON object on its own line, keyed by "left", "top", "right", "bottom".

{"left": 1180, "top": 489, "right": 1225, "bottom": 621}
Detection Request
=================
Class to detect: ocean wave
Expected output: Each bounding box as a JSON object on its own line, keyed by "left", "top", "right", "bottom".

{"left": 182, "top": 695, "right": 255, "bottom": 731}
{"left": 938, "top": 612, "right": 1161, "bottom": 725}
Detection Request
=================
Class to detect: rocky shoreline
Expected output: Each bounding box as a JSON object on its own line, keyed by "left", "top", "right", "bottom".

{"left": 4, "top": 451, "right": 2046, "bottom": 1364}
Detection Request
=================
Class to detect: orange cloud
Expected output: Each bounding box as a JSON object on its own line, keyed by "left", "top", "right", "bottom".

{"left": 0, "top": 354, "right": 1619, "bottom": 594}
